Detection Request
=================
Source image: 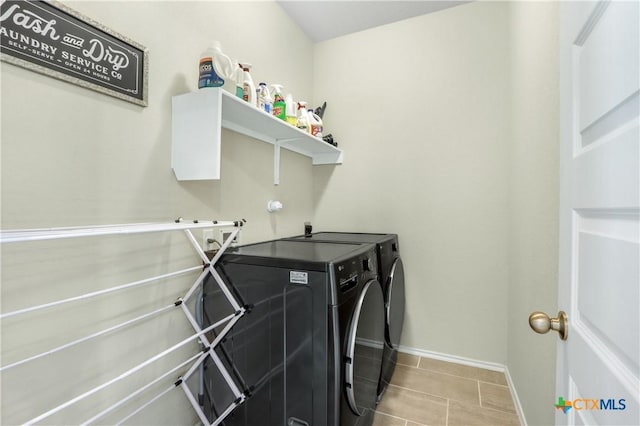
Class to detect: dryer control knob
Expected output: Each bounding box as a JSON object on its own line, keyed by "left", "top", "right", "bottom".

{"left": 363, "top": 258, "right": 373, "bottom": 271}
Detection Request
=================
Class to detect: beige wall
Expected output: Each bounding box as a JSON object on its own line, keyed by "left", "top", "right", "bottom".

{"left": 312, "top": 1, "right": 511, "bottom": 363}
{"left": 507, "top": 2, "right": 559, "bottom": 425}
{"left": 1, "top": 1, "right": 316, "bottom": 424}
{"left": 1, "top": 1, "right": 561, "bottom": 424}
{"left": 312, "top": 2, "right": 560, "bottom": 424}
{"left": 1, "top": 0, "right": 315, "bottom": 235}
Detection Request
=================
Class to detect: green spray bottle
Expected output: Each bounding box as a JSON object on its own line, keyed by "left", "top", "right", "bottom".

{"left": 271, "top": 84, "right": 286, "bottom": 121}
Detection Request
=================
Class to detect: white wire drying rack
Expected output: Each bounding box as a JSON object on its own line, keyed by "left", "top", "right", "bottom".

{"left": 0, "top": 218, "right": 248, "bottom": 426}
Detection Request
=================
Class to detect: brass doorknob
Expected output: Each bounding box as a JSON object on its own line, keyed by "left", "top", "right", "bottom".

{"left": 529, "top": 311, "right": 568, "bottom": 340}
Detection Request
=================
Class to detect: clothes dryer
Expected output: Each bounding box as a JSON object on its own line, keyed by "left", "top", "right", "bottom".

{"left": 201, "top": 240, "right": 385, "bottom": 426}
{"left": 283, "top": 233, "right": 405, "bottom": 400}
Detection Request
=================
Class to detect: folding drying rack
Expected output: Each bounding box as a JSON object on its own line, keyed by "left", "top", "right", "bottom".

{"left": 0, "top": 218, "right": 248, "bottom": 425}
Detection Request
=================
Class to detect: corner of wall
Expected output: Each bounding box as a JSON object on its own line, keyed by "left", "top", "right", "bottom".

{"left": 506, "top": 2, "right": 560, "bottom": 426}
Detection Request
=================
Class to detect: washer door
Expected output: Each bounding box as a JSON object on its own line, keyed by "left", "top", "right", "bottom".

{"left": 386, "top": 257, "right": 405, "bottom": 349}
{"left": 344, "top": 279, "right": 385, "bottom": 416}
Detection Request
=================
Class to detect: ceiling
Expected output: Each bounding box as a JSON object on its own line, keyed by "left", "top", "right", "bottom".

{"left": 276, "top": 1, "right": 471, "bottom": 43}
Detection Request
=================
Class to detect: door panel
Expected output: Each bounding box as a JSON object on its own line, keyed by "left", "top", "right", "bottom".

{"left": 577, "top": 231, "right": 639, "bottom": 374}
{"left": 560, "top": 1, "right": 640, "bottom": 425}
{"left": 569, "top": 335, "right": 637, "bottom": 425}
{"left": 577, "top": 1, "right": 639, "bottom": 131}
{"left": 574, "top": 124, "right": 639, "bottom": 207}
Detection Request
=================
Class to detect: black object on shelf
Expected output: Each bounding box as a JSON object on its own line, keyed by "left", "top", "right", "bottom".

{"left": 323, "top": 134, "right": 338, "bottom": 147}
{"left": 314, "top": 102, "right": 327, "bottom": 119}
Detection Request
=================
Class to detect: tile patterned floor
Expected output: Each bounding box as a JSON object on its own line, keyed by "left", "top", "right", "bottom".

{"left": 373, "top": 353, "right": 521, "bottom": 426}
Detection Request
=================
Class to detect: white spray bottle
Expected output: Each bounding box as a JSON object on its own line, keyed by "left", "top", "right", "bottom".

{"left": 240, "top": 63, "right": 256, "bottom": 106}
{"left": 296, "top": 101, "right": 310, "bottom": 132}
{"left": 233, "top": 61, "right": 244, "bottom": 99}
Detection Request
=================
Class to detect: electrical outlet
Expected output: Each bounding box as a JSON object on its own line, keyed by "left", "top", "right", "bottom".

{"left": 202, "top": 230, "right": 216, "bottom": 250}
{"left": 222, "top": 230, "right": 240, "bottom": 246}
{"left": 201, "top": 228, "right": 240, "bottom": 251}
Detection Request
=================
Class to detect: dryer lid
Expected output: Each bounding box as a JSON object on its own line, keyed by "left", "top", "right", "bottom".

{"left": 287, "top": 232, "right": 391, "bottom": 244}
{"left": 225, "top": 240, "right": 370, "bottom": 270}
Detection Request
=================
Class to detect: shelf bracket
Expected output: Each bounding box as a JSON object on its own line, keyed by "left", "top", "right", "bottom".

{"left": 274, "top": 142, "right": 281, "bottom": 186}
{"left": 273, "top": 138, "right": 299, "bottom": 186}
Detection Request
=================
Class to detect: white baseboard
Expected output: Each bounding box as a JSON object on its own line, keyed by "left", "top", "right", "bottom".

{"left": 397, "top": 345, "right": 506, "bottom": 372}
{"left": 397, "top": 345, "right": 528, "bottom": 426}
{"left": 503, "top": 365, "right": 528, "bottom": 426}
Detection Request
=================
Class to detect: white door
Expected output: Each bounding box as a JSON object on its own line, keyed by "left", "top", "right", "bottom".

{"left": 557, "top": 1, "right": 639, "bottom": 425}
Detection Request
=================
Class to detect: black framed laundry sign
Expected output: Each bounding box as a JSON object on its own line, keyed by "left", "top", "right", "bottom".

{"left": 0, "top": 0, "right": 148, "bottom": 106}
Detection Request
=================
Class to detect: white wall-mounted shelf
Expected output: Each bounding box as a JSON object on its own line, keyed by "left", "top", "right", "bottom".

{"left": 171, "top": 88, "right": 343, "bottom": 185}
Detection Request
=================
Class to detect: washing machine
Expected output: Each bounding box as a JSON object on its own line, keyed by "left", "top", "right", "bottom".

{"left": 283, "top": 232, "right": 405, "bottom": 400}
{"left": 200, "top": 239, "right": 385, "bottom": 426}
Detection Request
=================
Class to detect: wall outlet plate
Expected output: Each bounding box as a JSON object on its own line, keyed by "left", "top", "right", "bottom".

{"left": 202, "top": 228, "right": 239, "bottom": 251}
{"left": 202, "top": 230, "right": 216, "bottom": 250}
{"left": 221, "top": 230, "right": 239, "bottom": 246}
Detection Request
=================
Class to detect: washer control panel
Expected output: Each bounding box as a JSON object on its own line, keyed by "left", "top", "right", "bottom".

{"left": 334, "top": 249, "right": 377, "bottom": 294}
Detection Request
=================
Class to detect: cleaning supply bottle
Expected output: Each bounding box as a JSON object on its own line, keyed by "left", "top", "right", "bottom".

{"left": 285, "top": 94, "right": 297, "bottom": 126}
{"left": 257, "top": 83, "right": 273, "bottom": 114}
{"left": 234, "top": 62, "right": 244, "bottom": 99}
{"left": 271, "top": 84, "right": 286, "bottom": 121}
{"left": 240, "top": 63, "right": 256, "bottom": 106}
{"left": 198, "top": 41, "right": 234, "bottom": 89}
{"left": 296, "top": 101, "right": 310, "bottom": 132}
{"left": 308, "top": 109, "right": 323, "bottom": 137}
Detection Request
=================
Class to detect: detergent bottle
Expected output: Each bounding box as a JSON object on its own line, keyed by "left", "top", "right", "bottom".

{"left": 198, "top": 41, "right": 234, "bottom": 89}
